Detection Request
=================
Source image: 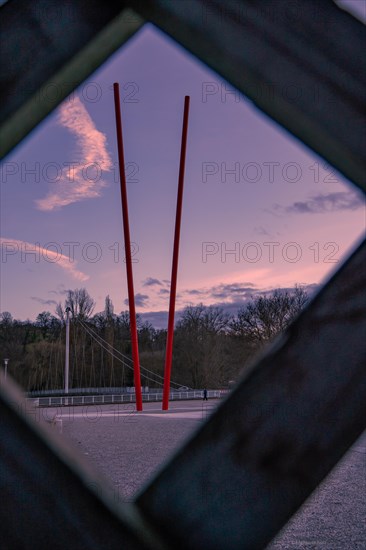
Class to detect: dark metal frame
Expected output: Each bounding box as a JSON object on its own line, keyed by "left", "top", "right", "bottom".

{"left": 1, "top": 1, "right": 365, "bottom": 548}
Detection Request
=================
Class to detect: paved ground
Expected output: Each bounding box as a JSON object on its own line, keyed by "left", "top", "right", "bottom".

{"left": 53, "top": 399, "right": 365, "bottom": 549}
{"left": 267, "top": 432, "right": 366, "bottom": 549}
{"left": 60, "top": 400, "right": 213, "bottom": 500}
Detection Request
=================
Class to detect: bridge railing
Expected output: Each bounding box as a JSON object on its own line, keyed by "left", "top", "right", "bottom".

{"left": 29, "top": 390, "right": 222, "bottom": 407}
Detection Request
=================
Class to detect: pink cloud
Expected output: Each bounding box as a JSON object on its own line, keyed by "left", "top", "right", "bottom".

{"left": 36, "top": 96, "right": 112, "bottom": 211}
{"left": 0, "top": 238, "right": 89, "bottom": 281}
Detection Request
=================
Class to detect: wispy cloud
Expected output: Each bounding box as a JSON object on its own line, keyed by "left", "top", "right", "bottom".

{"left": 253, "top": 225, "right": 271, "bottom": 236}
{"left": 0, "top": 238, "right": 88, "bottom": 281}
{"left": 210, "top": 282, "right": 257, "bottom": 300}
{"left": 273, "top": 191, "right": 365, "bottom": 215}
{"left": 142, "top": 277, "right": 163, "bottom": 287}
{"left": 48, "top": 285, "right": 68, "bottom": 296}
{"left": 36, "top": 96, "right": 112, "bottom": 211}
{"left": 31, "top": 297, "right": 58, "bottom": 306}
{"left": 174, "top": 281, "right": 257, "bottom": 305}
{"left": 159, "top": 288, "right": 170, "bottom": 295}
{"left": 124, "top": 293, "right": 149, "bottom": 308}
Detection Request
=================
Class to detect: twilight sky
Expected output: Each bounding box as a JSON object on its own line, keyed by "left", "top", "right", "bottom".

{"left": 1, "top": 13, "right": 365, "bottom": 328}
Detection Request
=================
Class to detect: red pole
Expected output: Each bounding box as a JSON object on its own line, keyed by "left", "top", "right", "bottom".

{"left": 113, "top": 82, "right": 143, "bottom": 412}
{"left": 162, "top": 96, "right": 190, "bottom": 411}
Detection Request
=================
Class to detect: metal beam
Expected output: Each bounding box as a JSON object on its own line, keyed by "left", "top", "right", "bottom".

{"left": 2, "top": 1, "right": 365, "bottom": 191}
{"left": 0, "top": 0, "right": 144, "bottom": 158}
{"left": 0, "top": 374, "right": 168, "bottom": 550}
{"left": 132, "top": 0, "right": 366, "bottom": 192}
{"left": 137, "top": 238, "right": 366, "bottom": 549}
{"left": 113, "top": 82, "right": 143, "bottom": 411}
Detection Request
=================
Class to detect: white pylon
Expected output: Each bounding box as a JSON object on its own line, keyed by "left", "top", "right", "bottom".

{"left": 64, "top": 307, "right": 71, "bottom": 394}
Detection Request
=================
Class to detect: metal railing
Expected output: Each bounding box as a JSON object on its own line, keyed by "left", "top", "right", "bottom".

{"left": 28, "top": 386, "right": 151, "bottom": 397}
{"left": 30, "top": 390, "right": 222, "bottom": 408}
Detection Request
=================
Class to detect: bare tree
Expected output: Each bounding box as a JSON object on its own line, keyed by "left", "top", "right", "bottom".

{"left": 177, "top": 304, "right": 229, "bottom": 338}
{"left": 35, "top": 311, "right": 60, "bottom": 339}
{"left": 174, "top": 304, "right": 230, "bottom": 388}
{"left": 104, "top": 295, "right": 115, "bottom": 321}
{"left": 55, "top": 288, "right": 95, "bottom": 322}
{"left": 201, "top": 306, "right": 230, "bottom": 334}
{"left": 92, "top": 295, "right": 116, "bottom": 329}
{"left": 67, "top": 289, "right": 95, "bottom": 320}
{"left": 230, "top": 286, "right": 309, "bottom": 343}
{"left": 55, "top": 302, "right": 65, "bottom": 323}
{"left": 0, "top": 311, "right": 13, "bottom": 325}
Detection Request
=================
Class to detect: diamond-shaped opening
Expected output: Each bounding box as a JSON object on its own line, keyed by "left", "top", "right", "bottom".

{"left": 0, "top": 19, "right": 365, "bottom": 526}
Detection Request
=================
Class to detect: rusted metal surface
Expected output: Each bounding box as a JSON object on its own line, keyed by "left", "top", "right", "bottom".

{"left": 137, "top": 239, "right": 366, "bottom": 549}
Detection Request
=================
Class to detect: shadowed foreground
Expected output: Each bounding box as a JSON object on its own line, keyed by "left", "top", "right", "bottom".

{"left": 61, "top": 401, "right": 365, "bottom": 549}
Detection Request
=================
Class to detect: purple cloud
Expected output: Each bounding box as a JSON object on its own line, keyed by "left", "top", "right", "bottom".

{"left": 274, "top": 191, "right": 365, "bottom": 215}
{"left": 124, "top": 293, "right": 149, "bottom": 308}
{"left": 31, "top": 297, "right": 58, "bottom": 306}
{"left": 142, "top": 277, "right": 163, "bottom": 287}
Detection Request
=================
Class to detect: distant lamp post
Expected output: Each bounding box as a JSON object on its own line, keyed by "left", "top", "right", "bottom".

{"left": 4, "top": 358, "right": 9, "bottom": 380}
{"left": 64, "top": 307, "right": 71, "bottom": 394}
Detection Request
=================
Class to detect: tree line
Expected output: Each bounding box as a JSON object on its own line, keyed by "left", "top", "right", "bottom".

{"left": 0, "top": 286, "right": 309, "bottom": 393}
